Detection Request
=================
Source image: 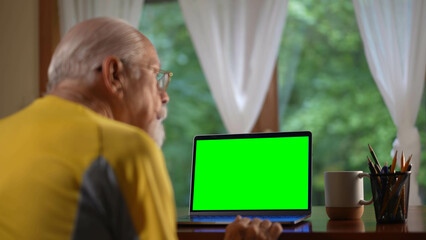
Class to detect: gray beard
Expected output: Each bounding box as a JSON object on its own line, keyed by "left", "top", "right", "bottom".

{"left": 148, "top": 106, "right": 167, "bottom": 147}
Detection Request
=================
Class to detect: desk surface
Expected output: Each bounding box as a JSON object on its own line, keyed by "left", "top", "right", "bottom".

{"left": 177, "top": 206, "right": 426, "bottom": 240}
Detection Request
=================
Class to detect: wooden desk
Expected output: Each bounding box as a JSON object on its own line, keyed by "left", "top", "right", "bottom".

{"left": 178, "top": 206, "right": 426, "bottom": 240}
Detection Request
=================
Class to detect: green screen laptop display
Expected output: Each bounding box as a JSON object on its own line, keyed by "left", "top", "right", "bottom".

{"left": 191, "top": 131, "right": 311, "bottom": 212}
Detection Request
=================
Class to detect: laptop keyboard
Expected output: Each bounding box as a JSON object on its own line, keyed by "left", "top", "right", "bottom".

{"left": 192, "top": 215, "right": 306, "bottom": 222}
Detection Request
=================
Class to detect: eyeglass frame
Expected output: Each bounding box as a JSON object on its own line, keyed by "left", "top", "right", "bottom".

{"left": 141, "top": 66, "right": 173, "bottom": 91}
{"left": 96, "top": 61, "right": 173, "bottom": 91}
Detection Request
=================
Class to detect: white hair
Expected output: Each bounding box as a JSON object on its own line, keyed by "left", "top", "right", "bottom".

{"left": 47, "top": 17, "right": 145, "bottom": 92}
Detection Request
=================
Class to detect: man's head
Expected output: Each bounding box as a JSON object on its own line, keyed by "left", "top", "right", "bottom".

{"left": 48, "top": 17, "right": 169, "bottom": 146}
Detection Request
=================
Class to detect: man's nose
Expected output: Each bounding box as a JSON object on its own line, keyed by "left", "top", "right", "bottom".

{"left": 160, "top": 90, "right": 169, "bottom": 104}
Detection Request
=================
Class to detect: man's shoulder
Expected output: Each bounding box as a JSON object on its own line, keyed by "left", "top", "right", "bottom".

{"left": 90, "top": 113, "right": 161, "bottom": 163}
{"left": 91, "top": 113, "right": 152, "bottom": 145}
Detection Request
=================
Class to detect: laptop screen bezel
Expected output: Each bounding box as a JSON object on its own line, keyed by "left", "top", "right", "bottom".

{"left": 189, "top": 131, "right": 312, "bottom": 216}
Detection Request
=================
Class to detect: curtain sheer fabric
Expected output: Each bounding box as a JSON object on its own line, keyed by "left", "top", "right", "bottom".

{"left": 57, "top": 0, "right": 144, "bottom": 37}
{"left": 353, "top": 0, "right": 426, "bottom": 205}
{"left": 179, "top": 0, "right": 289, "bottom": 133}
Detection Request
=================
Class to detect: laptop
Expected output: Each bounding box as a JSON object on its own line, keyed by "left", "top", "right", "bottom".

{"left": 177, "top": 131, "right": 312, "bottom": 225}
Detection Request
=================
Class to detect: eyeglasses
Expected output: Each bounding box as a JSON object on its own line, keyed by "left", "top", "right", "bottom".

{"left": 155, "top": 69, "right": 173, "bottom": 91}
{"left": 139, "top": 65, "right": 173, "bottom": 91}
{"left": 96, "top": 61, "right": 173, "bottom": 91}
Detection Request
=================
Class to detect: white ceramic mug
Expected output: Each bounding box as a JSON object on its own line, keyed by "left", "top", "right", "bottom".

{"left": 324, "top": 171, "right": 373, "bottom": 220}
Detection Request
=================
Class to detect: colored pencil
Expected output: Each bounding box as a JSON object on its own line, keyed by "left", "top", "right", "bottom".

{"left": 402, "top": 155, "right": 412, "bottom": 172}
{"left": 400, "top": 152, "right": 405, "bottom": 172}
{"left": 390, "top": 151, "right": 397, "bottom": 173}
{"left": 368, "top": 144, "right": 382, "bottom": 171}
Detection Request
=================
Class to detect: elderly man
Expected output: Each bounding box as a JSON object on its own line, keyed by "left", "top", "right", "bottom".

{"left": 0, "top": 18, "right": 282, "bottom": 240}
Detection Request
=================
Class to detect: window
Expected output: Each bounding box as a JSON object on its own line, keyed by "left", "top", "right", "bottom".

{"left": 278, "top": 0, "right": 426, "bottom": 203}
{"left": 141, "top": 0, "right": 426, "bottom": 207}
{"left": 140, "top": 2, "right": 225, "bottom": 207}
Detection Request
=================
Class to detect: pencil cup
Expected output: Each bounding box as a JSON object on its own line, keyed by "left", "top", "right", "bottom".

{"left": 370, "top": 172, "right": 411, "bottom": 224}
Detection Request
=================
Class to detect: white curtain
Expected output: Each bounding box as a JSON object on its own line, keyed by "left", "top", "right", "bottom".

{"left": 179, "top": 0, "right": 289, "bottom": 133}
{"left": 353, "top": 0, "right": 426, "bottom": 205}
{"left": 57, "top": 0, "right": 144, "bottom": 37}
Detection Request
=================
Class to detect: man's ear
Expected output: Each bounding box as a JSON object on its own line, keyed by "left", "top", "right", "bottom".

{"left": 101, "top": 56, "right": 125, "bottom": 98}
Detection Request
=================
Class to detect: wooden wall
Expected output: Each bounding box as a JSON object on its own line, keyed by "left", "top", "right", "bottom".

{"left": 0, "top": 0, "right": 39, "bottom": 118}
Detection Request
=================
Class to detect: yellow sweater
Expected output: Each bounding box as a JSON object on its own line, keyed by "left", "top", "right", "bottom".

{"left": 0, "top": 96, "right": 177, "bottom": 240}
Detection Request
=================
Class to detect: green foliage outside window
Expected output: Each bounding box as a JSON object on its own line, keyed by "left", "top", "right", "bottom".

{"left": 140, "top": 3, "right": 226, "bottom": 207}
{"left": 140, "top": 0, "right": 426, "bottom": 207}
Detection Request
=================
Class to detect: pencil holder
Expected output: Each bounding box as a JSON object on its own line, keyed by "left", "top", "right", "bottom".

{"left": 370, "top": 172, "right": 410, "bottom": 223}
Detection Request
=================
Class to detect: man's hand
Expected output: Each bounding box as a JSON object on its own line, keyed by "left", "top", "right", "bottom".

{"left": 224, "top": 215, "right": 282, "bottom": 240}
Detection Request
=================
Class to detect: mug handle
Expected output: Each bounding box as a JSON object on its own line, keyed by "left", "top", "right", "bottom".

{"left": 358, "top": 172, "right": 374, "bottom": 205}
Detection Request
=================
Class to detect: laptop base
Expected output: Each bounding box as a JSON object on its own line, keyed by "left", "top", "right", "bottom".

{"left": 177, "top": 214, "right": 310, "bottom": 225}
